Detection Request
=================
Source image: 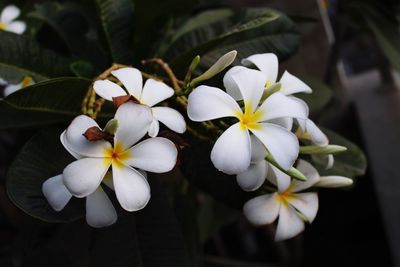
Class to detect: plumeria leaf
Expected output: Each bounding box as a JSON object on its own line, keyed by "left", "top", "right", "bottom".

{"left": 0, "top": 77, "right": 114, "bottom": 129}
{"left": 295, "top": 76, "right": 332, "bottom": 115}
{"left": 162, "top": 8, "right": 299, "bottom": 75}
{"left": 0, "top": 31, "right": 72, "bottom": 82}
{"left": 6, "top": 129, "right": 84, "bottom": 222}
{"left": 312, "top": 128, "right": 367, "bottom": 178}
{"left": 95, "top": 0, "right": 135, "bottom": 64}
{"left": 29, "top": 2, "right": 107, "bottom": 67}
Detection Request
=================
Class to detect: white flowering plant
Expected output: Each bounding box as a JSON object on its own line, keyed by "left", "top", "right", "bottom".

{"left": 0, "top": 1, "right": 367, "bottom": 266}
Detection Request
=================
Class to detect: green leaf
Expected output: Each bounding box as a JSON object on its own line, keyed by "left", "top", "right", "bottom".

{"left": 0, "top": 31, "right": 73, "bottom": 82}
{"left": 312, "top": 128, "right": 367, "bottom": 178}
{"left": 70, "top": 61, "right": 94, "bottom": 78}
{"left": 163, "top": 8, "right": 299, "bottom": 74}
{"left": 6, "top": 129, "right": 83, "bottom": 222}
{"left": 30, "top": 2, "right": 108, "bottom": 68}
{"left": 197, "top": 195, "right": 239, "bottom": 244}
{"left": 0, "top": 77, "right": 114, "bottom": 129}
{"left": 295, "top": 76, "right": 332, "bottom": 115}
{"left": 133, "top": 0, "right": 199, "bottom": 60}
{"left": 95, "top": 0, "right": 135, "bottom": 64}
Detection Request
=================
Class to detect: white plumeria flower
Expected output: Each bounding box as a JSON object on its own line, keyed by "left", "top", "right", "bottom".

{"left": 226, "top": 53, "right": 328, "bottom": 147}
{"left": 243, "top": 159, "right": 352, "bottom": 241}
{"left": 0, "top": 5, "right": 26, "bottom": 34}
{"left": 93, "top": 67, "right": 186, "bottom": 137}
{"left": 236, "top": 135, "right": 271, "bottom": 192}
{"left": 187, "top": 67, "right": 308, "bottom": 175}
{"left": 60, "top": 102, "right": 178, "bottom": 213}
{"left": 3, "top": 75, "right": 34, "bottom": 97}
{"left": 43, "top": 173, "right": 117, "bottom": 228}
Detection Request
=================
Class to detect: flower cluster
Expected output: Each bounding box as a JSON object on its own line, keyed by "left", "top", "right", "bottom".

{"left": 40, "top": 50, "right": 353, "bottom": 240}
{"left": 43, "top": 70, "right": 185, "bottom": 227}
{"left": 187, "top": 53, "right": 353, "bottom": 240}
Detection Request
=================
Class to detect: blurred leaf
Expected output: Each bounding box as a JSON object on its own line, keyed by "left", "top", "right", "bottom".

{"left": 0, "top": 77, "right": 114, "bottom": 129}
{"left": 312, "top": 128, "right": 367, "bottom": 178}
{"left": 365, "top": 16, "right": 400, "bottom": 71}
{"left": 295, "top": 76, "right": 333, "bottom": 114}
{"left": 197, "top": 195, "right": 239, "bottom": 244}
{"left": 162, "top": 8, "right": 299, "bottom": 75}
{"left": 133, "top": 0, "right": 198, "bottom": 60}
{"left": 70, "top": 61, "right": 94, "bottom": 78}
{"left": 6, "top": 129, "right": 84, "bottom": 222}
{"left": 0, "top": 31, "right": 72, "bottom": 82}
{"left": 30, "top": 2, "right": 108, "bottom": 67}
{"left": 95, "top": 0, "right": 135, "bottom": 64}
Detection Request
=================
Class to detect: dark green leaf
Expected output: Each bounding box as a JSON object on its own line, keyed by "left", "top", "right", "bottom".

{"left": 295, "top": 76, "right": 333, "bottom": 115}
{"left": 0, "top": 31, "right": 72, "bottom": 82}
{"left": 162, "top": 8, "right": 299, "bottom": 75}
{"left": 30, "top": 2, "right": 108, "bottom": 68}
{"left": 0, "top": 77, "right": 114, "bottom": 129}
{"left": 6, "top": 129, "right": 84, "bottom": 222}
{"left": 312, "top": 128, "right": 367, "bottom": 178}
{"left": 95, "top": 0, "right": 135, "bottom": 64}
{"left": 70, "top": 61, "right": 95, "bottom": 78}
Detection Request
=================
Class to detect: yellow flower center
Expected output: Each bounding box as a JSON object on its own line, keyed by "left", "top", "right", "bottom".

{"left": 236, "top": 102, "right": 263, "bottom": 131}
{"left": 275, "top": 189, "right": 294, "bottom": 207}
{"left": 103, "top": 142, "right": 131, "bottom": 168}
{"left": 0, "top": 22, "right": 7, "bottom": 30}
{"left": 21, "top": 76, "right": 33, "bottom": 87}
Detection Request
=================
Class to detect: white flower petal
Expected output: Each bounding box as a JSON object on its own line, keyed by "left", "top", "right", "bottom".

{"left": 86, "top": 186, "right": 117, "bottom": 228}
{"left": 7, "top": 21, "right": 25, "bottom": 34}
{"left": 275, "top": 204, "right": 305, "bottom": 241}
{"left": 223, "top": 66, "right": 248, "bottom": 100}
{"left": 112, "top": 164, "right": 150, "bottom": 212}
{"left": 279, "top": 71, "right": 312, "bottom": 95}
{"left": 288, "top": 193, "right": 318, "bottom": 223}
{"left": 64, "top": 115, "right": 112, "bottom": 157}
{"left": 250, "top": 134, "right": 267, "bottom": 163}
{"left": 152, "top": 106, "right": 186, "bottom": 134}
{"left": 42, "top": 175, "right": 72, "bottom": 212}
{"left": 236, "top": 160, "right": 268, "bottom": 191}
{"left": 114, "top": 102, "right": 153, "bottom": 150}
{"left": 123, "top": 137, "right": 177, "bottom": 173}
{"left": 267, "top": 118, "right": 293, "bottom": 130}
{"left": 243, "top": 193, "right": 280, "bottom": 226}
{"left": 3, "top": 84, "right": 20, "bottom": 97}
{"left": 60, "top": 131, "right": 81, "bottom": 159}
{"left": 251, "top": 123, "right": 299, "bottom": 171}
{"left": 316, "top": 176, "right": 353, "bottom": 188}
{"left": 63, "top": 158, "right": 110, "bottom": 198}
{"left": 211, "top": 123, "right": 251, "bottom": 175}
{"left": 93, "top": 80, "right": 127, "bottom": 101}
{"left": 305, "top": 119, "right": 329, "bottom": 146}
{"left": 111, "top": 67, "right": 143, "bottom": 99}
{"left": 242, "top": 53, "right": 279, "bottom": 83}
{"left": 291, "top": 159, "right": 320, "bottom": 192}
{"left": 0, "top": 5, "right": 20, "bottom": 24}
{"left": 148, "top": 119, "right": 160, "bottom": 138}
{"left": 187, "top": 85, "right": 241, "bottom": 121}
{"left": 256, "top": 92, "right": 308, "bottom": 122}
{"left": 326, "top": 154, "right": 334, "bottom": 169}
{"left": 140, "top": 79, "right": 174, "bottom": 107}
{"left": 230, "top": 67, "right": 267, "bottom": 112}
{"left": 267, "top": 165, "right": 291, "bottom": 193}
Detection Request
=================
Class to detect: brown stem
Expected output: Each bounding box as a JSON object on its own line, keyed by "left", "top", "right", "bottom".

{"left": 141, "top": 58, "right": 181, "bottom": 92}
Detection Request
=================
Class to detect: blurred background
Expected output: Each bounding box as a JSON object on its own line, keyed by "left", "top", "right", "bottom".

{"left": 0, "top": 0, "right": 399, "bottom": 266}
